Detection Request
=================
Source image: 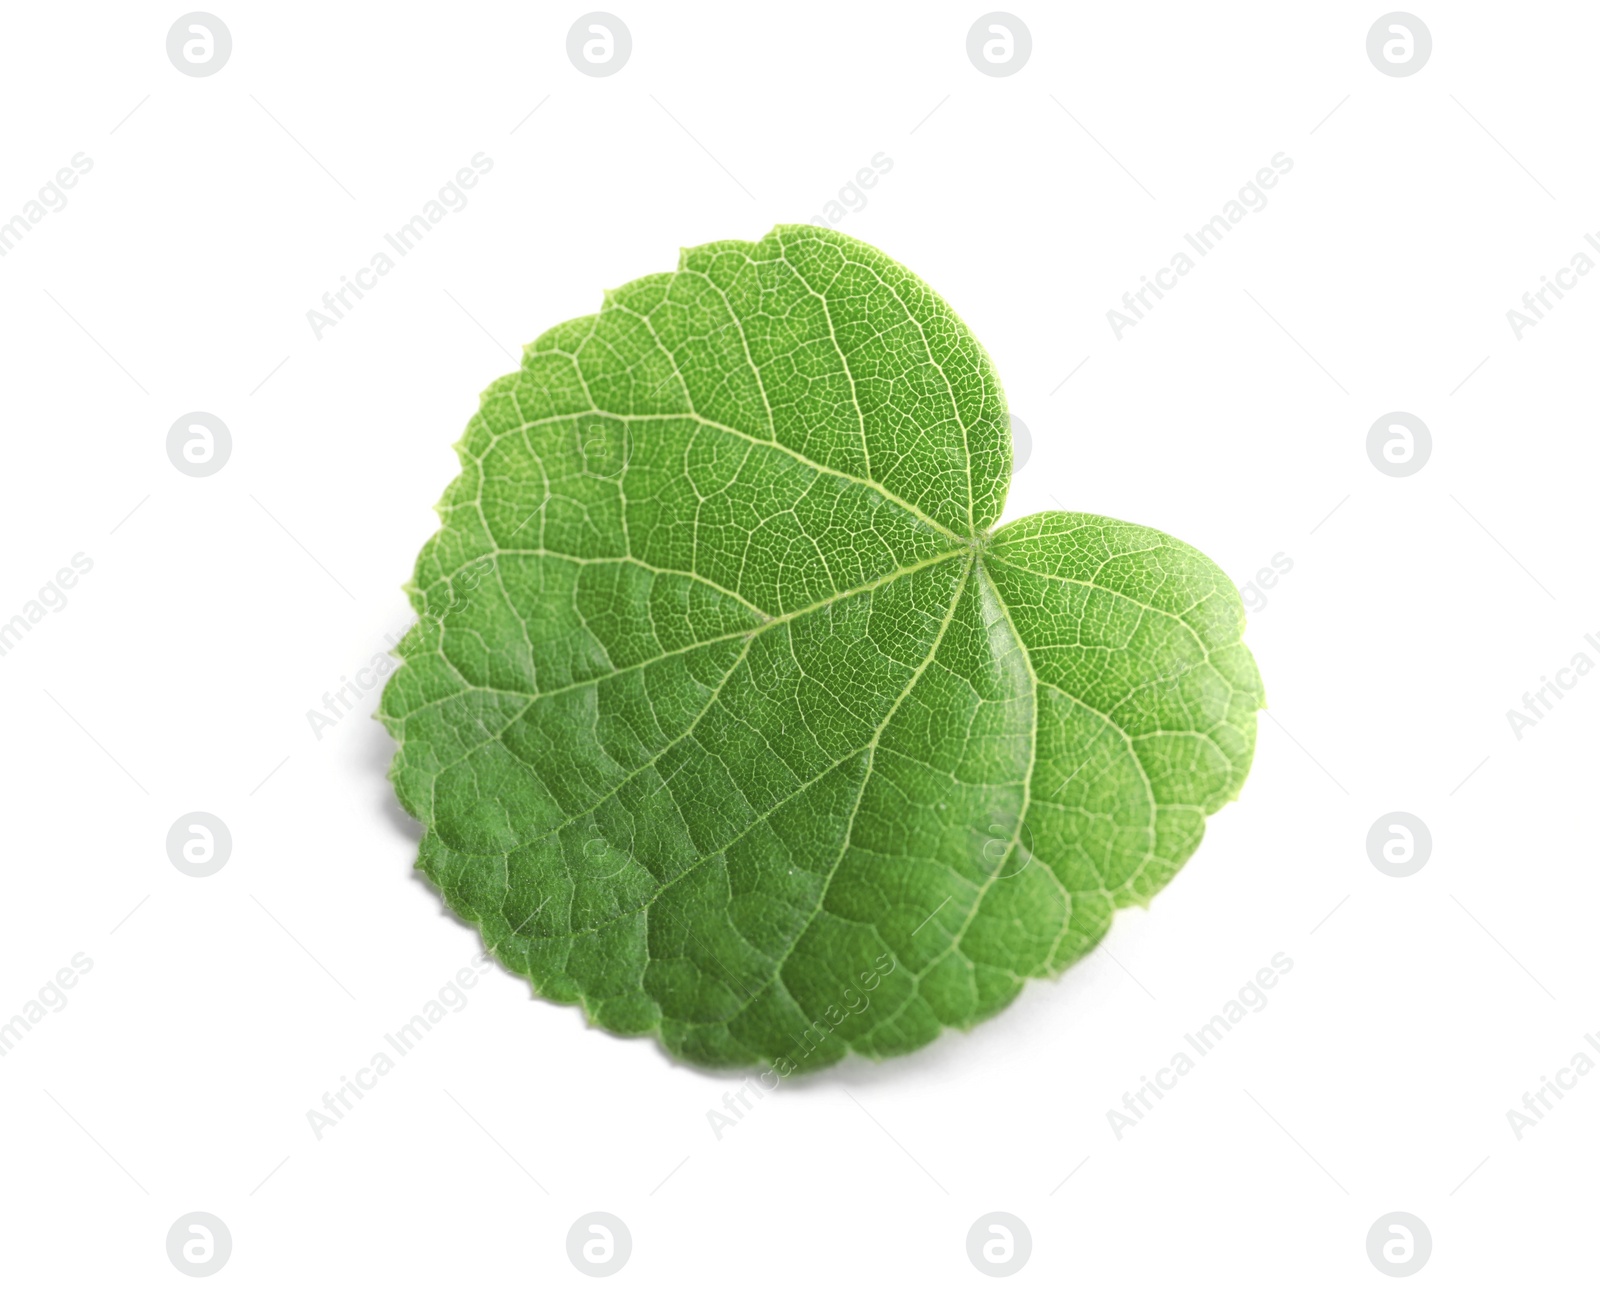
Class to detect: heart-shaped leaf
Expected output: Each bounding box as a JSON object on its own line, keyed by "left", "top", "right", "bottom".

{"left": 380, "top": 226, "right": 1263, "bottom": 1072}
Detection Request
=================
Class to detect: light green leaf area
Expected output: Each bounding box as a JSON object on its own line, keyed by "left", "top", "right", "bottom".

{"left": 380, "top": 225, "right": 1262, "bottom": 1073}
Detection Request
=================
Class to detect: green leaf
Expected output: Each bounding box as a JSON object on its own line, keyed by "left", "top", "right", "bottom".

{"left": 380, "top": 225, "right": 1263, "bottom": 1072}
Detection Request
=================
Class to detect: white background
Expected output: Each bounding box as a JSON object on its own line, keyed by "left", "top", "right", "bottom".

{"left": 1, "top": 1, "right": 1594, "bottom": 1284}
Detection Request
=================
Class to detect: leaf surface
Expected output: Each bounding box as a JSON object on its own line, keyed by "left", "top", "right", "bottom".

{"left": 380, "top": 226, "right": 1263, "bottom": 1071}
